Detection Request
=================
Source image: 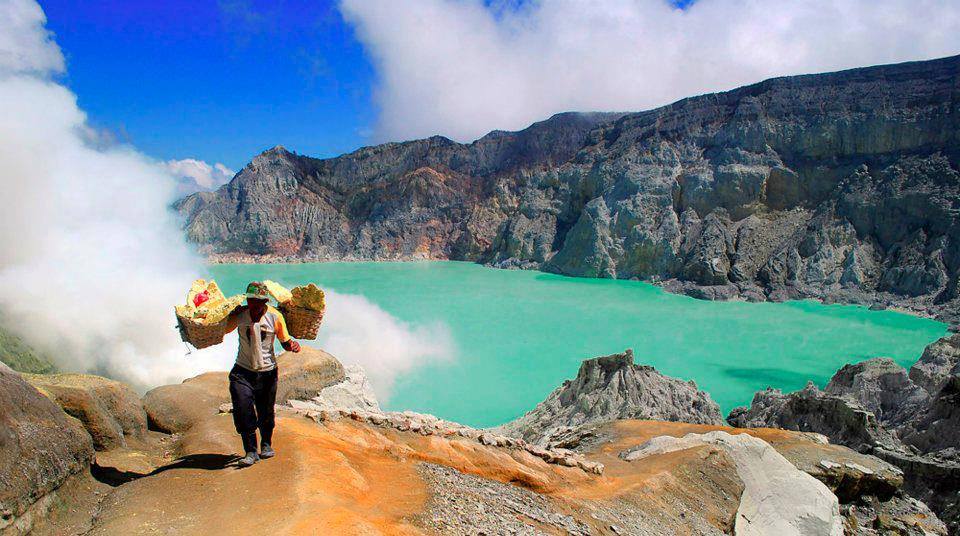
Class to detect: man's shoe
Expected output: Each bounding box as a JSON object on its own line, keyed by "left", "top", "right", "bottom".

{"left": 260, "top": 443, "right": 275, "bottom": 459}
{"left": 238, "top": 452, "right": 259, "bottom": 467}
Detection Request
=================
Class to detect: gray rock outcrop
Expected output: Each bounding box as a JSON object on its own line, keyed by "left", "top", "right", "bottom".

{"left": 910, "top": 333, "right": 960, "bottom": 396}
{"left": 843, "top": 495, "right": 947, "bottom": 536}
{"left": 728, "top": 334, "right": 960, "bottom": 532}
{"left": 495, "top": 349, "right": 723, "bottom": 445}
{"left": 179, "top": 55, "right": 960, "bottom": 323}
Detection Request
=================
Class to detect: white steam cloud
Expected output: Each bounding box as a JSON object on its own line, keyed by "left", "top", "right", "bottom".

{"left": 340, "top": 0, "right": 960, "bottom": 142}
{"left": 0, "top": 0, "right": 235, "bottom": 388}
{"left": 164, "top": 158, "right": 236, "bottom": 195}
{"left": 0, "top": 0, "right": 451, "bottom": 393}
{"left": 314, "top": 289, "right": 454, "bottom": 399}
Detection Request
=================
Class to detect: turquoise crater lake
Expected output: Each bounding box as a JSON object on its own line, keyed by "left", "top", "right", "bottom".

{"left": 210, "top": 261, "right": 948, "bottom": 428}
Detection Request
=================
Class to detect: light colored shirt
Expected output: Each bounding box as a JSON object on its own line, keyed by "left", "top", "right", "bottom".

{"left": 231, "top": 305, "right": 291, "bottom": 372}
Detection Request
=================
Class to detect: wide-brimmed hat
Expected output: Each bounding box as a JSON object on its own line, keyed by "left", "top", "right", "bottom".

{"left": 245, "top": 281, "right": 271, "bottom": 301}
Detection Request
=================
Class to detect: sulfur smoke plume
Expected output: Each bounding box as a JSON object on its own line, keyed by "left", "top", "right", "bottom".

{"left": 0, "top": 0, "right": 454, "bottom": 395}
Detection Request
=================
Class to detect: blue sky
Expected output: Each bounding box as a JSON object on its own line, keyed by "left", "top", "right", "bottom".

{"left": 40, "top": 0, "right": 375, "bottom": 169}
{"left": 38, "top": 0, "right": 698, "bottom": 171}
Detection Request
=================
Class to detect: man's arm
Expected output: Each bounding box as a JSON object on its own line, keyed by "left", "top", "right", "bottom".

{"left": 275, "top": 312, "right": 300, "bottom": 353}
{"left": 224, "top": 305, "right": 247, "bottom": 334}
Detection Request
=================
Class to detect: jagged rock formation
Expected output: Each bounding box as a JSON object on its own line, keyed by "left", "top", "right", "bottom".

{"left": 621, "top": 431, "right": 844, "bottom": 535}
{"left": 495, "top": 349, "right": 723, "bottom": 445}
{"left": 729, "top": 334, "right": 960, "bottom": 532}
{"left": 178, "top": 55, "right": 960, "bottom": 322}
{"left": 176, "top": 111, "right": 621, "bottom": 261}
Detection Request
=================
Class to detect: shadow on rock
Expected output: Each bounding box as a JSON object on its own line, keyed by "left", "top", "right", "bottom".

{"left": 92, "top": 453, "right": 241, "bottom": 486}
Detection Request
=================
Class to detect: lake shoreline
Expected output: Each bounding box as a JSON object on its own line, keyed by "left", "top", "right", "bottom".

{"left": 207, "top": 253, "right": 958, "bottom": 329}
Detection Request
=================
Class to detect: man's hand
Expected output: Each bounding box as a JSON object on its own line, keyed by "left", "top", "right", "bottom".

{"left": 282, "top": 339, "right": 301, "bottom": 353}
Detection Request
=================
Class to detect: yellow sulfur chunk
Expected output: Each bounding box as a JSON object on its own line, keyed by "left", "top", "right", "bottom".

{"left": 186, "top": 279, "right": 226, "bottom": 306}
{"left": 263, "top": 280, "right": 293, "bottom": 304}
{"left": 186, "top": 279, "right": 207, "bottom": 306}
{"left": 178, "top": 279, "right": 242, "bottom": 326}
{"left": 290, "top": 283, "right": 325, "bottom": 312}
{"left": 195, "top": 295, "right": 245, "bottom": 324}
{"left": 205, "top": 281, "right": 226, "bottom": 302}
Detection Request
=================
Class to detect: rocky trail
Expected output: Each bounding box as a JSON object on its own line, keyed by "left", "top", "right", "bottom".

{"left": 4, "top": 342, "right": 958, "bottom": 535}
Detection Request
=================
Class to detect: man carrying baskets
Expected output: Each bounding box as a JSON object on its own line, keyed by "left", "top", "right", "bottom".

{"left": 224, "top": 281, "right": 301, "bottom": 467}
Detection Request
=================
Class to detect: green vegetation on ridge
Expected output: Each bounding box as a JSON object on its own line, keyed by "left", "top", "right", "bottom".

{"left": 0, "top": 325, "right": 57, "bottom": 374}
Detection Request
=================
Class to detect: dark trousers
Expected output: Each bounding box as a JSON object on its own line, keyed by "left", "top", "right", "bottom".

{"left": 229, "top": 365, "right": 278, "bottom": 453}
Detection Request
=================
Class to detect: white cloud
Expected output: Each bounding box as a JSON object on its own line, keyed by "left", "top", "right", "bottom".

{"left": 0, "top": 0, "right": 63, "bottom": 75}
{"left": 340, "top": 0, "right": 960, "bottom": 143}
{"left": 165, "top": 158, "right": 235, "bottom": 194}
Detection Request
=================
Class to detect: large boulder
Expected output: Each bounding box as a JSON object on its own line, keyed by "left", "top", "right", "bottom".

{"left": 25, "top": 373, "right": 147, "bottom": 451}
{"left": 772, "top": 439, "right": 904, "bottom": 503}
{"left": 286, "top": 364, "right": 380, "bottom": 412}
{"left": 0, "top": 363, "right": 94, "bottom": 532}
{"left": 144, "top": 347, "right": 345, "bottom": 434}
{"left": 496, "top": 349, "right": 723, "bottom": 445}
{"left": 275, "top": 347, "right": 345, "bottom": 402}
{"left": 143, "top": 382, "right": 225, "bottom": 434}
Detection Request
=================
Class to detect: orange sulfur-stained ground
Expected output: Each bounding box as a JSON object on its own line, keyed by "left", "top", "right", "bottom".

{"left": 80, "top": 408, "right": 748, "bottom": 535}
{"left": 77, "top": 405, "right": 892, "bottom": 535}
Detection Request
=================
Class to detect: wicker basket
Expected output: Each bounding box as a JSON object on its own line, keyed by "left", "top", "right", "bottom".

{"left": 176, "top": 313, "right": 228, "bottom": 349}
{"left": 279, "top": 303, "right": 324, "bottom": 340}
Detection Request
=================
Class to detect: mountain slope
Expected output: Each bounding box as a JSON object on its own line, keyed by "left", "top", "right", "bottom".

{"left": 177, "top": 55, "right": 960, "bottom": 321}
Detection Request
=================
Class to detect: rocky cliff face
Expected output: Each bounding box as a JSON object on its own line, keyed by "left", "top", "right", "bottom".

{"left": 178, "top": 55, "right": 960, "bottom": 322}
{"left": 494, "top": 349, "right": 723, "bottom": 445}
{"left": 729, "top": 334, "right": 960, "bottom": 532}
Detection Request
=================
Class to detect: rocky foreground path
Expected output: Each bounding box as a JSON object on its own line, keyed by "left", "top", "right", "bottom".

{"left": 1, "top": 346, "right": 951, "bottom": 535}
